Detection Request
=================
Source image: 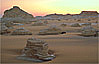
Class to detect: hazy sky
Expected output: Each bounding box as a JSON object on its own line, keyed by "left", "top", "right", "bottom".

{"left": 1, "top": 0, "right": 99, "bottom": 16}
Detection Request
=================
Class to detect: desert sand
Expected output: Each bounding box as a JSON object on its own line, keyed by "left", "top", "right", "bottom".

{"left": 1, "top": 22, "right": 98, "bottom": 64}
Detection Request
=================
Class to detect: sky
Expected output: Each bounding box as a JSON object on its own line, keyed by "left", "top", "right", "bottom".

{"left": 0, "top": 0, "right": 99, "bottom": 17}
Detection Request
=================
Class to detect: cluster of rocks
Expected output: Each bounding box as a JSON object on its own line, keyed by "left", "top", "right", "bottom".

{"left": 11, "top": 27, "right": 32, "bottom": 35}
{"left": 81, "top": 26, "right": 98, "bottom": 37}
{"left": 39, "top": 26, "right": 65, "bottom": 35}
{"left": 18, "top": 37, "right": 55, "bottom": 62}
{"left": 32, "top": 21, "right": 48, "bottom": 26}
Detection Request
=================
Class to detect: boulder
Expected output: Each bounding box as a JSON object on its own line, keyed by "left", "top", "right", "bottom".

{"left": 18, "top": 37, "right": 55, "bottom": 62}
{"left": 71, "top": 23, "right": 81, "bottom": 27}
{"left": 39, "top": 26, "right": 63, "bottom": 35}
{"left": 11, "top": 27, "right": 32, "bottom": 35}
{"left": 81, "top": 26, "right": 97, "bottom": 36}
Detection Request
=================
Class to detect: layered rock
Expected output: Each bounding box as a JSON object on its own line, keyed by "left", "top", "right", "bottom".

{"left": 81, "top": 26, "right": 97, "bottom": 36}
{"left": 60, "top": 23, "right": 67, "bottom": 27}
{"left": 81, "top": 23, "right": 91, "bottom": 26}
{"left": 44, "top": 21, "right": 48, "bottom": 24}
{"left": 11, "top": 27, "right": 32, "bottom": 35}
{"left": 71, "top": 23, "right": 81, "bottom": 27}
{"left": 1, "top": 6, "right": 34, "bottom": 23}
{"left": 18, "top": 37, "right": 55, "bottom": 62}
{"left": 39, "top": 26, "right": 64, "bottom": 35}
{"left": 80, "top": 11, "right": 98, "bottom": 16}
{"left": 0, "top": 23, "right": 10, "bottom": 34}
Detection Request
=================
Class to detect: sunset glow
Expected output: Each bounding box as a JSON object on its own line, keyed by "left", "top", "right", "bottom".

{"left": 1, "top": 0, "right": 99, "bottom": 17}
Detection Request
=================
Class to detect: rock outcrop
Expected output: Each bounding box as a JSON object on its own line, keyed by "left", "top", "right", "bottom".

{"left": 32, "top": 21, "right": 46, "bottom": 26}
{"left": 60, "top": 23, "right": 67, "bottom": 27}
{"left": 81, "top": 26, "right": 97, "bottom": 36}
{"left": 39, "top": 26, "right": 64, "bottom": 35}
{"left": 18, "top": 37, "right": 55, "bottom": 62}
{"left": 11, "top": 27, "right": 32, "bottom": 35}
{"left": 1, "top": 6, "right": 34, "bottom": 23}
{"left": 0, "top": 23, "right": 10, "bottom": 34}
{"left": 80, "top": 11, "right": 98, "bottom": 16}
{"left": 81, "top": 23, "right": 91, "bottom": 26}
{"left": 71, "top": 23, "right": 81, "bottom": 27}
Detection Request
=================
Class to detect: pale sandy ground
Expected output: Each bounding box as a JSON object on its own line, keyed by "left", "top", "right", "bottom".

{"left": 1, "top": 21, "right": 99, "bottom": 64}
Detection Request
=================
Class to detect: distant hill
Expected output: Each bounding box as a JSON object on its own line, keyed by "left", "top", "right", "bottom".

{"left": 1, "top": 6, "right": 34, "bottom": 23}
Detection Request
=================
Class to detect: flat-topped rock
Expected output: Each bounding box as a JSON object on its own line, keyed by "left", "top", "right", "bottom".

{"left": 60, "top": 23, "right": 67, "bottom": 27}
{"left": 71, "top": 23, "right": 81, "bottom": 27}
{"left": 39, "top": 26, "right": 64, "bottom": 35}
{"left": 32, "top": 21, "right": 47, "bottom": 26}
{"left": 11, "top": 27, "right": 32, "bottom": 35}
{"left": 81, "top": 26, "right": 97, "bottom": 36}
{"left": 81, "top": 23, "right": 91, "bottom": 26}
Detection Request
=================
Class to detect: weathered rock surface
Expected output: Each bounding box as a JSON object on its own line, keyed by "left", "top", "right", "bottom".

{"left": 32, "top": 21, "right": 47, "bottom": 26}
{"left": 1, "top": 6, "right": 34, "bottom": 23}
{"left": 39, "top": 26, "right": 63, "bottom": 35}
{"left": 60, "top": 23, "right": 67, "bottom": 27}
{"left": 71, "top": 23, "right": 81, "bottom": 27}
{"left": 81, "top": 26, "right": 97, "bottom": 36}
{"left": 11, "top": 27, "right": 32, "bottom": 35}
{"left": 18, "top": 37, "right": 55, "bottom": 62}
{"left": 81, "top": 23, "right": 91, "bottom": 26}
{"left": 0, "top": 23, "right": 10, "bottom": 34}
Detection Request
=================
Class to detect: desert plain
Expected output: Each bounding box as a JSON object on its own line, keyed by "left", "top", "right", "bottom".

{"left": 1, "top": 20, "right": 99, "bottom": 64}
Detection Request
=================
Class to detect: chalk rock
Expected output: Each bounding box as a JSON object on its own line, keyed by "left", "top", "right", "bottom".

{"left": 32, "top": 21, "right": 46, "bottom": 26}
{"left": 1, "top": 6, "right": 34, "bottom": 23}
{"left": 71, "top": 23, "right": 81, "bottom": 27}
{"left": 19, "top": 37, "right": 55, "bottom": 61}
{"left": 11, "top": 27, "right": 32, "bottom": 35}
{"left": 81, "top": 26, "right": 97, "bottom": 36}
{"left": 39, "top": 26, "right": 62, "bottom": 35}
{"left": 60, "top": 23, "right": 67, "bottom": 27}
{"left": 0, "top": 24, "right": 10, "bottom": 34}
{"left": 81, "top": 23, "right": 91, "bottom": 26}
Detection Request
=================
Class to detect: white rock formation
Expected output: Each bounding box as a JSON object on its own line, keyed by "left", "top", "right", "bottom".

{"left": 0, "top": 23, "right": 10, "bottom": 34}
{"left": 39, "top": 26, "right": 63, "bottom": 35}
{"left": 81, "top": 26, "right": 97, "bottom": 36}
{"left": 32, "top": 21, "right": 46, "bottom": 26}
{"left": 11, "top": 27, "right": 32, "bottom": 35}
{"left": 71, "top": 23, "right": 81, "bottom": 27}
{"left": 1, "top": 6, "right": 34, "bottom": 23}
{"left": 18, "top": 37, "right": 55, "bottom": 62}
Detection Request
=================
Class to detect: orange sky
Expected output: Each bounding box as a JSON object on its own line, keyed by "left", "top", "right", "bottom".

{"left": 0, "top": 0, "right": 99, "bottom": 17}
